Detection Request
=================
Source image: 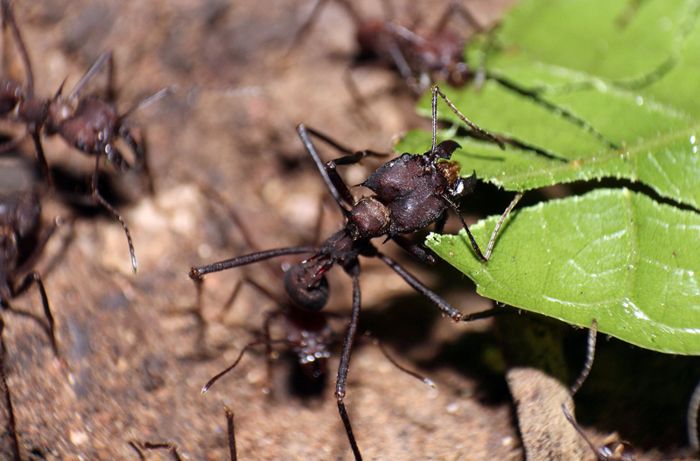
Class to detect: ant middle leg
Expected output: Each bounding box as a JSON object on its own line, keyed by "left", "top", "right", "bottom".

{"left": 375, "top": 250, "right": 499, "bottom": 322}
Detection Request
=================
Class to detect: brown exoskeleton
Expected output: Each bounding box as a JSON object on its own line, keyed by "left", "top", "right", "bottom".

{"left": 291, "top": 0, "right": 488, "bottom": 93}
{"left": 0, "top": 153, "right": 61, "bottom": 461}
{"left": 0, "top": 0, "right": 167, "bottom": 272}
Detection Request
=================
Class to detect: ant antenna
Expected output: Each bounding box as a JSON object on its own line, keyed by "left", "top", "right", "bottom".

{"left": 432, "top": 84, "right": 505, "bottom": 149}
{"left": 571, "top": 320, "right": 598, "bottom": 396}
{"left": 119, "top": 87, "right": 172, "bottom": 122}
{"left": 91, "top": 155, "right": 138, "bottom": 272}
{"left": 69, "top": 51, "right": 112, "bottom": 100}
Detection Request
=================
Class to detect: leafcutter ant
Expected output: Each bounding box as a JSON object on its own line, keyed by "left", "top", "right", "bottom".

{"left": 0, "top": 153, "right": 61, "bottom": 461}
{"left": 187, "top": 181, "right": 434, "bottom": 460}
{"left": 0, "top": 0, "right": 168, "bottom": 272}
{"left": 190, "top": 85, "right": 518, "bottom": 460}
{"left": 290, "top": 0, "right": 489, "bottom": 93}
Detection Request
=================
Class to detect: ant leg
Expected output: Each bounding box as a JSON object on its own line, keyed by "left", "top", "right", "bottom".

{"left": 1, "top": 0, "right": 33, "bottom": 96}
{"left": 376, "top": 251, "right": 463, "bottom": 321}
{"left": 225, "top": 406, "right": 237, "bottom": 461}
{"left": 261, "top": 310, "right": 283, "bottom": 396}
{"left": 390, "top": 235, "right": 436, "bottom": 265}
{"left": 343, "top": 67, "right": 378, "bottom": 129}
{"left": 432, "top": 85, "right": 505, "bottom": 149}
{"left": 128, "top": 441, "right": 183, "bottom": 461}
{"left": 299, "top": 125, "right": 388, "bottom": 205}
{"left": 0, "top": 317, "right": 20, "bottom": 461}
{"left": 11, "top": 272, "right": 58, "bottom": 358}
{"left": 433, "top": 0, "right": 483, "bottom": 34}
{"left": 68, "top": 51, "right": 112, "bottom": 100}
{"left": 385, "top": 39, "right": 423, "bottom": 94}
{"left": 484, "top": 192, "right": 523, "bottom": 261}
{"left": 202, "top": 338, "right": 289, "bottom": 393}
{"left": 285, "top": 0, "right": 329, "bottom": 57}
{"left": 297, "top": 124, "right": 355, "bottom": 211}
{"left": 440, "top": 193, "right": 486, "bottom": 261}
{"left": 561, "top": 404, "right": 605, "bottom": 460}
{"left": 15, "top": 216, "right": 59, "bottom": 276}
{"left": 335, "top": 270, "right": 362, "bottom": 461}
{"left": 119, "top": 126, "right": 155, "bottom": 195}
{"left": 218, "top": 277, "right": 284, "bottom": 323}
{"left": 688, "top": 378, "right": 700, "bottom": 454}
{"left": 30, "top": 132, "right": 52, "bottom": 187}
{"left": 560, "top": 321, "right": 603, "bottom": 459}
{"left": 363, "top": 332, "right": 435, "bottom": 388}
{"left": 376, "top": 250, "right": 501, "bottom": 322}
{"left": 91, "top": 155, "right": 138, "bottom": 273}
{"left": 105, "top": 144, "right": 132, "bottom": 173}
{"left": 190, "top": 246, "right": 317, "bottom": 280}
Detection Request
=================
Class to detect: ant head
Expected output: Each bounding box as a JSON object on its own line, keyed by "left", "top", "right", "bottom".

{"left": 284, "top": 264, "right": 329, "bottom": 312}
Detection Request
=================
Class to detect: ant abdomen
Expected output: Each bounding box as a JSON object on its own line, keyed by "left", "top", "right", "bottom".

{"left": 284, "top": 264, "right": 329, "bottom": 312}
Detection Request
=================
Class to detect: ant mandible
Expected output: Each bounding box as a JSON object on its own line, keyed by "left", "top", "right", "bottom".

{"left": 0, "top": 0, "right": 167, "bottom": 273}
{"left": 190, "top": 85, "right": 518, "bottom": 460}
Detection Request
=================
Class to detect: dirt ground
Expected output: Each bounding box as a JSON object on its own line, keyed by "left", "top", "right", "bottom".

{"left": 2, "top": 0, "right": 700, "bottom": 460}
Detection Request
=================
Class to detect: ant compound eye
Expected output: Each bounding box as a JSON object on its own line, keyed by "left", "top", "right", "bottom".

{"left": 284, "top": 265, "right": 329, "bottom": 312}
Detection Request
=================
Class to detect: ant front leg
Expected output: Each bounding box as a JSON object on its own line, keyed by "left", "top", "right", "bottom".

{"left": 335, "top": 268, "right": 363, "bottom": 461}
{"left": 298, "top": 125, "right": 386, "bottom": 212}
{"left": 0, "top": 317, "right": 20, "bottom": 461}
{"left": 440, "top": 193, "right": 486, "bottom": 261}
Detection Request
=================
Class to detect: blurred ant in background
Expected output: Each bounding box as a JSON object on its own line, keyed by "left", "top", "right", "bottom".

{"left": 0, "top": 153, "right": 63, "bottom": 461}
{"left": 0, "top": 0, "right": 168, "bottom": 272}
{"left": 289, "top": 0, "right": 491, "bottom": 94}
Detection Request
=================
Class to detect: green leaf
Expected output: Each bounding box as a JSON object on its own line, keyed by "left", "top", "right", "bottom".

{"left": 397, "top": 0, "right": 700, "bottom": 209}
{"left": 427, "top": 189, "right": 700, "bottom": 355}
